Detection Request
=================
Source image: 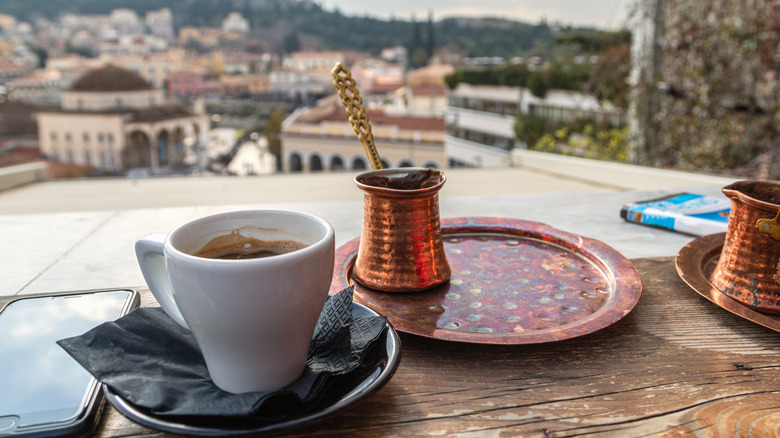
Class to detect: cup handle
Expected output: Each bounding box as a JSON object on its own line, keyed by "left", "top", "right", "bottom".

{"left": 135, "top": 233, "right": 190, "bottom": 329}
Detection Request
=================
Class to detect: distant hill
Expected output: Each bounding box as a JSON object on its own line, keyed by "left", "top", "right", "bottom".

{"left": 1, "top": 0, "right": 578, "bottom": 57}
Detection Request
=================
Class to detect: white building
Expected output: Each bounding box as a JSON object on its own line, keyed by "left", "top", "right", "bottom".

{"left": 36, "top": 65, "right": 209, "bottom": 174}
{"left": 6, "top": 69, "right": 63, "bottom": 106}
{"left": 282, "top": 51, "right": 345, "bottom": 72}
{"left": 444, "top": 83, "right": 624, "bottom": 168}
{"left": 205, "top": 128, "right": 238, "bottom": 160}
{"left": 110, "top": 9, "right": 143, "bottom": 35}
{"left": 227, "top": 138, "right": 275, "bottom": 176}
{"left": 281, "top": 95, "right": 447, "bottom": 172}
{"left": 221, "top": 12, "right": 250, "bottom": 34}
{"left": 145, "top": 8, "right": 174, "bottom": 41}
{"left": 269, "top": 68, "right": 328, "bottom": 100}
{"left": 445, "top": 84, "right": 521, "bottom": 167}
{"left": 381, "top": 46, "right": 408, "bottom": 65}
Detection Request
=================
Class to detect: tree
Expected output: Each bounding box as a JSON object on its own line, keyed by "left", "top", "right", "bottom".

{"left": 534, "top": 123, "right": 630, "bottom": 162}
{"left": 514, "top": 113, "right": 549, "bottom": 148}
{"left": 29, "top": 46, "right": 48, "bottom": 68}
{"left": 527, "top": 71, "right": 549, "bottom": 98}
{"left": 282, "top": 31, "right": 301, "bottom": 54}
{"left": 264, "top": 108, "right": 286, "bottom": 171}
{"left": 425, "top": 10, "right": 435, "bottom": 58}
{"left": 586, "top": 43, "right": 630, "bottom": 107}
{"left": 408, "top": 18, "right": 425, "bottom": 68}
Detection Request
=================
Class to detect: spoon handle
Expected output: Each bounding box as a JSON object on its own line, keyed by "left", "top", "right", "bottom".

{"left": 331, "top": 62, "right": 383, "bottom": 170}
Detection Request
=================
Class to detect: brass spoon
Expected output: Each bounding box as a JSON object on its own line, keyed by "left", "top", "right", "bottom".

{"left": 331, "top": 62, "right": 383, "bottom": 170}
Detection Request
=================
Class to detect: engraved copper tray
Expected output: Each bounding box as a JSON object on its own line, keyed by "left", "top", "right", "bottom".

{"left": 330, "top": 217, "right": 642, "bottom": 344}
{"left": 676, "top": 233, "right": 780, "bottom": 332}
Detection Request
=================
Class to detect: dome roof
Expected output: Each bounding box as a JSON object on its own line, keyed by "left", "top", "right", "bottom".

{"left": 70, "top": 65, "right": 152, "bottom": 92}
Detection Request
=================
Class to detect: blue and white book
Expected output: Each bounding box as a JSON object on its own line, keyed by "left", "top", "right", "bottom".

{"left": 621, "top": 193, "right": 730, "bottom": 236}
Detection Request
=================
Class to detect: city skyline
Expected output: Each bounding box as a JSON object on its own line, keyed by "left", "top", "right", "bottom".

{"left": 320, "top": 0, "right": 633, "bottom": 29}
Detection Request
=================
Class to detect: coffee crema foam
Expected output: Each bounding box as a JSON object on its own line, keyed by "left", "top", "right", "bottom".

{"left": 193, "top": 230, "right": 308, "bottom": 260}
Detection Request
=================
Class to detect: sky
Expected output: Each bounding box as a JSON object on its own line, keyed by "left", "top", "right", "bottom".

{"left": 320, "top": 0, "right": 634, "bottom": 29}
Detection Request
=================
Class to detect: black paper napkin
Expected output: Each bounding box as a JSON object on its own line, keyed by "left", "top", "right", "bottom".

{"left": 58, "top": 286, "right": 388, "bottom": 421}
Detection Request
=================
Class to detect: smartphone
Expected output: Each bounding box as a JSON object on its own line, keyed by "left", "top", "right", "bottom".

{"left": 0, "top": 289, "right": 140, "bottom": 437}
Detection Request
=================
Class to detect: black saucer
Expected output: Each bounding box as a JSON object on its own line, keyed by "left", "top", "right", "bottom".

{"left": 104, "top": 302, "right": 401, "bottom": 436}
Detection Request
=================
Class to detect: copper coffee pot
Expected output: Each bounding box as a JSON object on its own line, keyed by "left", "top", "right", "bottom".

{"left": 711, "top": 181, "right": 780, "bottom": 314}
{"left": 352, "top": 168, "right": 451, "bottom": 292}
{"left": 331, "top": 63, "right": 451, "bottom": 292}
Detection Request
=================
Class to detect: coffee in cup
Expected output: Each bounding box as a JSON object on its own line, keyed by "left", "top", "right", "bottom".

{"left": 135, "top": 209, "right": 335, "bottom": 394}
{"left": 192, "top": 230, "right": 308, "bottom": 260}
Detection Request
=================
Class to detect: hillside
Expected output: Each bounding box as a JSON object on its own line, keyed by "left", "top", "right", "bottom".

{"left": 1, "top": 0, "right": 569, "bottom": 57}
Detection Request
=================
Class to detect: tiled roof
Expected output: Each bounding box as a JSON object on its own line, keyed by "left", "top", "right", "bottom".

{"left": 410, "top": 83, "right": 447, "bottom": 97}
{"left": 294, "top": 96, "right": 444, "bottom": 131}
{"left": 0, "top": 58, "right": 28, "bottom": 72}
{"left": 70, "top": 65, "right": 152, "bottom": 92}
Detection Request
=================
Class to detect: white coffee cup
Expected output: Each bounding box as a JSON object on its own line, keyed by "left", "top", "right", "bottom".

{"left": 135, "top": 210, "right": 335, "bottom": 394}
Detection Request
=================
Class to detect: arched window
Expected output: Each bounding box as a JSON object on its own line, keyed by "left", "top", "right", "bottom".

{"left": 399, "top": 160, "right": 414, "bottom": 168}
{"left": 310, "top": 155, "right": 323, "bottom": 172}
{"left": 380, "top": 158, "right": 391, "bottom": 169}
{"left": 351, "top": 157, "right": 367, "bottom": 170}
{"left": 330, "top": 156, "right": 345, "bottom": 171}
{"left": 289, "top": 153, "right": 303, "bottom": 172}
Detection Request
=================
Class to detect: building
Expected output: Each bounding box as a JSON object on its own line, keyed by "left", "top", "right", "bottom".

{"left": 97, "top": 34, "right": 169, "bottom": 57}
{"left": 219, "top": 73, "right": 270, "bottom": 97}
{"left": 281, "top": 95, "right": 446, "bottom": 172}
{"left": 100, "top": 49, "right": 186, "bottom": 88}
{"left": 0, "top": 13, "right": 16, "bottom": 31}
{"left": 167, "top": 70, "right": 206, "bottom": 99}
{"left": 445, "top": 84, "right": 520, "bottom": 167}
{"left": 380, "top": 46, "right": 408, "bottom": 65}
{"left": 221, "top": 12, "right": 250, "bottom": 35}
{"left": 399, "top": 83, "right": 448, "bottom": 117}
{"left": 145, "top": 8, "right": 174, "bottom": 41}
{"left": 110, "top": 9, "right": 144, "bottom": 36}
{"left": 445, "top": 83, "right": 624, "bottom": 168}
{"left": 282, "top": 51, "right": 345, "bottom": 73}
{"left": 36, "top": 65, "right": 209, "bottom": 174}
{"left": 226, "top": 137, "right": 275, "bottom": 176}
{"left": 0, "top": 58, "right": 30, "bottom": 86}
{"left": 44, "top": 55, "right": 104, "bottom": 93}
{"left": 405, "top": 64, "right": 455, "bottom": 87}
{"left": 269, "top": 67, "right": 328, "bottom": 101}
{"left": 349, "top": 58, "right": 404, "bottom": 95}
{"left": 6, "top": 69, "right": 62, "bottom": 106}
{"left": 178, "top": 27, "right": 222, "bottom": 48}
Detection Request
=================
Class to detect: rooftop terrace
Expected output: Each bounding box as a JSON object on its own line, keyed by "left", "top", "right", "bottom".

{"left": 0, "top": 150, "right": 734, "bottom": 214}
{"left": 1, "top": 150, "right": 741, "bottom": 296}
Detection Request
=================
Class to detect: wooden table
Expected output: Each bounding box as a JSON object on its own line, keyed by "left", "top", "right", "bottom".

{"left": 86, "top": 257, "right": 780, "bottom": 436}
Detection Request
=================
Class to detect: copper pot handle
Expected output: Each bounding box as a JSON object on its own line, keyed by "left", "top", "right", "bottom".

{"left": 757, "top": 210, "right": 780, "bottom": 241}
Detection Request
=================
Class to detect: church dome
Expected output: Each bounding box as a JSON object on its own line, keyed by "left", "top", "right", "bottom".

{"left": 70, "top": 65, "right": 152, "bottom": 92}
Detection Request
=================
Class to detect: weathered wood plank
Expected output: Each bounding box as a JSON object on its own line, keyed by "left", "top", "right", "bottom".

{"left": 11, "top": 257, "right": 777, "bottom": 437}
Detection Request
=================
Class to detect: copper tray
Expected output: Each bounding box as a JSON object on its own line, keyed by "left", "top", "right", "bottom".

{"left": 676, "top": 233, "right": 780, "bottom": 332}
{"left": 330, "top": 217, "right": 642, "bottom": 344}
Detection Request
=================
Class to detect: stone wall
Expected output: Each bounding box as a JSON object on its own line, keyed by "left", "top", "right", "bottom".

{"left": 634, "top": 0, "right": 778, "bottom": 179}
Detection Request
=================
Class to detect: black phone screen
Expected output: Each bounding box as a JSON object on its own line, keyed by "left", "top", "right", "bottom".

{"left": 0, "top": 289, "right": 138, "bottom": 436}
